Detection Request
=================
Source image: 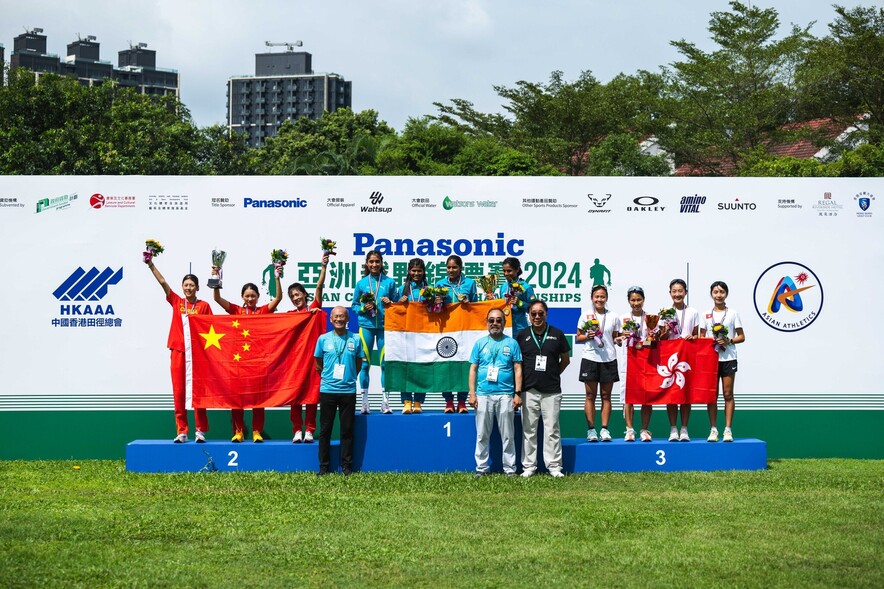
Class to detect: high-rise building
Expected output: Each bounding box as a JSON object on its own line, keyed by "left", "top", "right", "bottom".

{"left": 8, "top": 29, "right": 178, "bottom": 96}
{"left": 227, "top": 46, "right": 352, "bottom": 147}
{"left": 0, "top": 43, "right": 5, "bottom": 86}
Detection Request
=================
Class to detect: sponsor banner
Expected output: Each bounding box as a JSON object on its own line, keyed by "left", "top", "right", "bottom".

{"left": 0, "top": 176, "right": 881, "bottom": 412}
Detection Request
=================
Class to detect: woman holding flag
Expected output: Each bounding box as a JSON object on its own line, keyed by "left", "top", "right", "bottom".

{"left": 576, "top": 284, "right": 620, "bottom": 443}
{"left": 287, "top": 253, "right": 330, "bottom": 443}
{"left": 659, "top": 279, "right": 701, "bottom": 442}
{"left": 436, "top": 255, "right": 479, "bottom": 413}
{"left": 614, "top": 286, "right": 652, "bottom": 442}
{"left": 699, "top": 281, "right": 745, "bottom": 443}
{"left": 212, "top": 269, "right": 282, "bottom": 442}
{"left": 146, "top": 255, "right": 213, "bottom": 443}
{"left": 353, "top": 250, "right": 399, "bottom": 414}
{"left": 398, "top": 258, "right": 429, "bottom": 414}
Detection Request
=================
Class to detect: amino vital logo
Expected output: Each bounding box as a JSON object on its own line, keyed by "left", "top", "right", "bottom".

{"left": 53, "top": 267, "right": 123, "bottom": 301}
{"left": 362, "top": 191, "right": 392, "bottom": 213}
{"left": 753, "top": 261, "right": 823, "bottom": 332}
{"left": 680, "top": 194, "right": 706, "bottom": 213}
{"left": 243, "top": 198, "right": 307, "bottom": 208}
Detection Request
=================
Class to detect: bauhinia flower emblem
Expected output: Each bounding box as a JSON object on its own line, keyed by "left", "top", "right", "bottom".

{"left": 658, "top": 353, "right": 691, "bottom": 389}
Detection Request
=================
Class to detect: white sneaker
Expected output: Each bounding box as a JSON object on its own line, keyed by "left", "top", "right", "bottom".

{"left": 599, "top": 428, "right": 612, "bottom": 442}
{"left": 549, "top": 470, "right": 565, "bottom": 478}
{"left": 668, "top": 427, "right": 679, "bottom": 442}
{"left": 679, "top": 427, "right": 690, "bottom": 442}
{"left": 640, "top": 429, "right": 652, "bottom": 442}
{"left": 195, "top": 430, "right": 206, "bottom": 443}
{"left": 723, "top": 428, "right": 733, "bottom": 442}
{"left": 586, "top": 428, "right": 599, "bottom": 442}
{"left": 361, "top": 401, "right": 371, "bottom": 414}
{"left": 292, "top": 430, "right": 303, "bottom": 443}
{"left": 381, "top": 400, "right": 392, "bottom": 414}
{"left": 624, "top": 428, "right": 636, "bottom": 442}
{"left": 521, "top": 468, "right": 536, "bottom": 478}
{"left": 707, "top": 427, "right": 719, "bottom": 442}
{"left": 304, "top": 431, "right": 314, "bottom": 443}
{"left": 173, "top": 433, "right": 187, "bottom": 443}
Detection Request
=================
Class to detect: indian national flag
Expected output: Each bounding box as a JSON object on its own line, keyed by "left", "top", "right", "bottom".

{"left": 385, "top": 300, "right": 510, "bottom": 392}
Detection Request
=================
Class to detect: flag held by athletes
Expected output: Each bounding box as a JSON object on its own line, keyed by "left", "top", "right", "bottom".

{"left": 184, "top": 311, "right": 326, "bottom": 409}
{"left": 385, "top": 300, "right": 509, "bottom": 393}
{"left": 625, "top": 339, "right": 718, "bottom": 405}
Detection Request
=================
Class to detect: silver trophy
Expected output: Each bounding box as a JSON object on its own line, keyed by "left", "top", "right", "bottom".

{"left": 207, "top": 249, "right": 227, "bottom": 289}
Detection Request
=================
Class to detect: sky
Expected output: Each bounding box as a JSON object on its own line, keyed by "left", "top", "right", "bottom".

{"left": 1, "top": 0, "right": 845, "bottom": 131}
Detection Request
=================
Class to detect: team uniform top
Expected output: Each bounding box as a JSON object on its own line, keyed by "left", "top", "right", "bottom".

{"left": 400, "top": 281, "right": 427, "bottom": 303}
{"left": 495, "top": 278, "right": 536, "bottom": 334}
{"left": 225, "top": 303, "right": 274, "bottom": 315}
{"left": 288, "top": 299, "right": 321, "bottom": 313}
{"left": 664, "top": 307, "right": 701, "bottom": 340}
{"left": 516, "top": 325, "right": 571, "bottom": 393}
{"left": 577, "top": 309, "right": 621, "bottom": 363}
{"left": 314, "top": 332, "right": 366, "bottom": 393}
{"left": 353, "top": 274, "right": 399, "bottom": 329}
{"left": 436, "top": 276, "right": 478, "bottom": 304}
{"left": 704, "top": 308, "right": 742, "bottom": 361}
{"left": 165, "top": 291, "right": 212, "bottom": 352}
{"left": 470, "top": 335, "right": 523, "bottom": 396}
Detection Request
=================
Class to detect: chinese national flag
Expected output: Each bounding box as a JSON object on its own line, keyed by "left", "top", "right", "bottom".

{"left": 184, "top": 311, "right": 326, "bottom": 409}
{"left": 625, "top": 339, "right": 718, "bottom": 405}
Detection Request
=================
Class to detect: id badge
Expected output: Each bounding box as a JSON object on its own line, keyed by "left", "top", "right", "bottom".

{"left": 486, "top": 366, "right": 499, "bottom": 383}
{"left": 535, "top": 355, "right": 548, "bottom": 372}
{"left": 333, "top": 363, "right": 345, "bottom": 380}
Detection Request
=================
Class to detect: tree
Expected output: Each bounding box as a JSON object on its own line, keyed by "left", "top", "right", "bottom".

{"left": 196, "top": 125, "right": 259, "bottom": 175}
{"left": 796, "top": 5, "right": 884, "bottom": 144}
{"left": 584, "top": 133, "right": 672, "bottom": 176}
{"left": 654, "top": 1, "right": 813, "bottom": 175}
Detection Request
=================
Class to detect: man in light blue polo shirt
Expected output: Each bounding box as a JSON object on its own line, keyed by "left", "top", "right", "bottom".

{"left": 468, "top": 307, "right": 523, "bottom": 477}
{"left": 314, "top": 306, "right": 365, "bottom": 475}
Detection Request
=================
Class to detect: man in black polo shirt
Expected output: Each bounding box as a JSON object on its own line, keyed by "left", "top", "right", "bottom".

{"left": 517, "top": 299, "right": 571, "bottom": 478}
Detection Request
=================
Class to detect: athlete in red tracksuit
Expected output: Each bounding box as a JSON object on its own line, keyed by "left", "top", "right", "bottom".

{"left": 286, "top": 253, "right": 329, "bottom": 443}
{"left": 147, "top": 259, "right": 212, "bottom": 442}
{"left": 212, "top": 269, "right": 282, "bottom": 442}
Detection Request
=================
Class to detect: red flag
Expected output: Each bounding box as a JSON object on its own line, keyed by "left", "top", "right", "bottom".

{"left": 625, "top": 339, "right": 718, "bottom": 405}
{"left": 184, "top": 311, "right": 326, "bottom": 409}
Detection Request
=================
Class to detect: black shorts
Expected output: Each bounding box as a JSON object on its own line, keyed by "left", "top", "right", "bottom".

{"left": 718, "top": 360, "right": 738, "bottom": 377}
{"left": 579, "top": 358, "right": 620, "bottom": 384}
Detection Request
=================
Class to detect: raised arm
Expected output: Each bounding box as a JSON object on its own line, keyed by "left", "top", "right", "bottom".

{"left": 146, "top": 260, "right": 172, "bottom": 298}
{"left": 267, "top": 266, "right": 283, "bottom": 312}
{"left": 212, "top": 280, "right": 232, "bottom": 313}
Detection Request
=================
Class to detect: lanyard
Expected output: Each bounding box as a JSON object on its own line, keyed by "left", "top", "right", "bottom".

{"left": 530, "top": 325, "right": 549, "bottom": 351}
{"left": 449, "top": 275, "right": 463, "bottom": 298}
{"left": 369, "top": 275, "right": 380, "bottom": 300}
{"left": 711, "top": 308, "right": 727, "bottom": 325}
{"left": 485, "top": 338, "right": 504, "bottom": 364}
{"left": 333, "top": 334, "right": 347, "bottom": 363}
{"left": 408, "top": 282, "right": 422, "bottom": 302}
{"left": 592, "top": 311, "right": 606, "bottom": 335}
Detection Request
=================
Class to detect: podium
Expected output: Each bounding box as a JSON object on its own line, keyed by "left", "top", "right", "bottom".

{"left": 126, "top": 413, "right": 766, "bottom": 473}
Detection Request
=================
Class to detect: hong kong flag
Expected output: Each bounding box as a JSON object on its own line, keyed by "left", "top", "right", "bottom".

{"left": 183, "top": 311, "right": 326, "bottom": 408}
{"left": 625, "top": 339, "right": 718, "bottom": 405}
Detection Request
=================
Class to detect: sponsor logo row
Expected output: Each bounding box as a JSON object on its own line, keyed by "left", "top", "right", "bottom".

{"left": 2, "top": 191, "right": 876, "bottom": 218}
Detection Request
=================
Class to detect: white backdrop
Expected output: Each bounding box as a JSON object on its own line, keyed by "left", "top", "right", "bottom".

{"left": 0, "top": 176, "right": 881, "bottom": 411}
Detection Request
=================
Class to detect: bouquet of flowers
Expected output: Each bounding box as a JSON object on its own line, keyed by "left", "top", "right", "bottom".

{"left": 506, "top": 281, "right": 526, "bottom": 311}
{"left": 621, "top": 318, "right": 642, "bottom": 348}
{"left": 660, "top": 307, "right": 678, "bottom": 335}
{"left": 320, "top": 238, "right": 337, "bottom": 256}
{"left": 143, "top": 239, "right": 164, "bottom": 264}
{"left": 420, "top": 286, "right": 449, "bottom": 313}
{"left": 477, "top": 273, "right": 498, "bottom": 299}
{"left": 580, "top": 315, "right": 603, "bottom": 348}
{"left": 711, "top": 322, "right": 730, "bottom": 352}
{"left": 270, "top": 248, "right": 288, "bottom": 277}
{"left": 360, "top": 292, "right": 377, "bottom": 318}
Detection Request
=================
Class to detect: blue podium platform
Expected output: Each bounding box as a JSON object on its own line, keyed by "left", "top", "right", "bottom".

{"left": 126, "top": 414, "right": 766, "bottom": 473}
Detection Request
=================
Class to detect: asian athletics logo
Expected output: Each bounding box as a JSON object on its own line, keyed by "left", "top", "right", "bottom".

{"left": 658, "top": 353, "right": 691, "bottom": 389}
{"left": 753, "top": 262, "right": 823, "bottom": 332}
{"left": 436, "top": 336, "right": 458, "bottom": 358}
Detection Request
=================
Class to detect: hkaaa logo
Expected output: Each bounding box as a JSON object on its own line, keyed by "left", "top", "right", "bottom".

{"left": 753, "top": 262, "right": 823, "bottom": 332}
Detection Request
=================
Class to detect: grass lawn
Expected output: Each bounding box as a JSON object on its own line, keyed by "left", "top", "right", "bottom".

{"left": 1, "top": 459, "right": 881, "bottom": 588}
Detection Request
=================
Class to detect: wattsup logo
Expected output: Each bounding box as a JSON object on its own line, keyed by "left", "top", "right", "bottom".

{"left": 753, "top": 262, "right": 823, "bottom": 332}
{"left": 362, "top": 191, "right": 392, "bottom": 213}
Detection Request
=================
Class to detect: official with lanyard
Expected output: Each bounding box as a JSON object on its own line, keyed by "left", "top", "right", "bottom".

{"left": 516, "top": 299, "right": 571, "bottom": 478}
